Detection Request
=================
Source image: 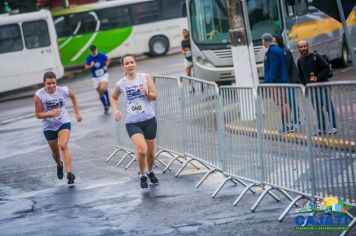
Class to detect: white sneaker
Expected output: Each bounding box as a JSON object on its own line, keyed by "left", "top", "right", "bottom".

{"left": 328, "top": 128, "right": 337, "bottom": 135}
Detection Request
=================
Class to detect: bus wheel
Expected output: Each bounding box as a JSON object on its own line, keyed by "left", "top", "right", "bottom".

{"left": 338, "top": 42, "right": 349, "bottom": 67}
{"left": 149, "top": 36, "right": 169, "bottom": 57}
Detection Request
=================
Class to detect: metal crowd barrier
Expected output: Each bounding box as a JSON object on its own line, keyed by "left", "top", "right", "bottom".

{"left": 306, "top": 82, "right": 356, "bottom": 204}
{"left": 153, "top": 76, "right": 195, "bottom": 173}
{"left": 174, "top": 76, "right": 225, "bottom": 185}
{"left": 105, "top": 95, "right": 135, "bottom": 169}
{"left": 105, "top": 77, "right": 356, "bottom": 236}
{"left": 217, "top": 86, "right": 280, "bottom": 204}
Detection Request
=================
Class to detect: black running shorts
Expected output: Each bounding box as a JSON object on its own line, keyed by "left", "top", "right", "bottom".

{"left": 125, "top": 117, "right": 157, "bottom": 140}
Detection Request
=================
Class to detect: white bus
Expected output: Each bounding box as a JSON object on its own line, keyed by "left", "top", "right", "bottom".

{"left": 51, "top": 0, "right": 188, "bottom": 67}
{"left": 187, "top": 0, "right": 356, "bottom": 83}
{"left": 0, "top": 9, "right": 64, "bottom": 93}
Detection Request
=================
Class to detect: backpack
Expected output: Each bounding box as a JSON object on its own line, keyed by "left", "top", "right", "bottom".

{"left": 313, "top": 51, "right": 333, "bottom": 78}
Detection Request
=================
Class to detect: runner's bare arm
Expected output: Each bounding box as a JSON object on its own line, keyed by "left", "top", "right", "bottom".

{"left": 68, "top": 90, "right": 82, "bottom": 122}
{"left": 111, "top": 87, "right": 122, "bottom": 121}
{"left": 144, "top": 74, "right": 157, "bottom": 101}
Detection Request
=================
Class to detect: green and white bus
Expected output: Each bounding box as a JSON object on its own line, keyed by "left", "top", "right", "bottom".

{"left": 52, "top": 0, "right": 187, "bottom": 67}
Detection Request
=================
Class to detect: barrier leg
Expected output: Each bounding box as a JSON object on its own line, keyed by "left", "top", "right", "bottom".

{"left": 340, "top": 213, "right": 356, "bottom": 236}
{"left": 116, "top": 152, "right": 134, "bottom": 167}
{"left": 278, "top": 195, "right": 304, "bottom": 222}
{"left": 175, "top": 158, "right": 195, "bottom": 177}
{"left": 124, "top": 156, "right": 136, "bottom": 170}
{"left": 277, "top": 189, "right": 294, "bottom": 202}
{"left": 155, "top": 156, "right": 169, "bottom": 169}
{"left": 189, "top": 161, "right": 201, "bottom": 170}
{"left": 212, "top": 177, "right": 235, "bottom": 198}
{"left": 162, "top": 155, "right": 184, "bottom": 174}
{"left": 233, "top": 183, "right": 257, "bottom": 206}
{"left": 156, "top": 149, "right": 184, "bottom": 164}
{"left": 251, "top": 187, "right": 280, "bottom": 212}
{"left": 234, "top": 178, "right": 256, "bottom": 194}
{"left": 106, "top": 147, "right": 122, "bottom": 162}
{"left": 196, "top": 169, "right": 217, "bottom": 189}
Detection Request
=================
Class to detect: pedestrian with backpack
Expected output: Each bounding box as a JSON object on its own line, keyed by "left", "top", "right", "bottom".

{"left": 297, "top": 40, "right": 337, "bottom": 135}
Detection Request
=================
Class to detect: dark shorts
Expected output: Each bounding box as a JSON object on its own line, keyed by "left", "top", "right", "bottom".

{"left": 43, "top": 122, "right": 71, "bottom": 141}
{"left": 125, "top": 117, "right": 157, "bottom": 140}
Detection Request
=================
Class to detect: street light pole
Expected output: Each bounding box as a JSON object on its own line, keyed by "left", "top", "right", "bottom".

{"left": 227, "top": 0, "right": 259, "bottom": 88}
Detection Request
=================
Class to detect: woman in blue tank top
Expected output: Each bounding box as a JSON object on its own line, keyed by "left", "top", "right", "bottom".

{"left": 34, "top": 71, "right": 82, "bottom": 184}
{"left": 111, "top": 54, "right": 159, "bottom": 190}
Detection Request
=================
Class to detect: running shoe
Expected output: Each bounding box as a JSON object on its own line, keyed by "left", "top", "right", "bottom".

{"left": 67, "top": 172, "right": 76, "bottom": 184}
{"left": 328, "top": 128, "right": 337, "bottom": 135}
{"left": 104, "top": 106, "right": 109, "bottom": 114}
{"left": 57, "top": 161, "right": 64, "bottom": 179}
{"left": 147, "top": 171, "right": 159, "bottom": 185}
{"left": 140, "top": 176, "right": 148, "bottom": 190}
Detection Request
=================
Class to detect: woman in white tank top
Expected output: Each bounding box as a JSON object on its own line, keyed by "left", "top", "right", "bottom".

{"left": 111, "top": 54, "right": 159, "bottom": 190}
{"left": 34, "top": 71, "right": 82, "bottom": 184}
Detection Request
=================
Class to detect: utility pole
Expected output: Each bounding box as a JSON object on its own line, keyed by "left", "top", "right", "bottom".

{"left": 226, "top": 0, "right": 259, "bottom": 89}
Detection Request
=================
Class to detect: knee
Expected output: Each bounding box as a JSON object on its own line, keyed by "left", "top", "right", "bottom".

{"left": 136, "top": 145, "right": 147, "bottom": 157}
{"left": 59, "top": 142, "right": 68, "bottom": 151}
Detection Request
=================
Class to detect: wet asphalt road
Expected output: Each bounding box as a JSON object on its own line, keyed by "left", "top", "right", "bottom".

{"left": 0, "top": 54, "right": 355, "bottom": 236}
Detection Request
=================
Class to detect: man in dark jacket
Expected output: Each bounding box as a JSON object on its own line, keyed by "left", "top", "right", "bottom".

{"left": 297, "top": 40, "right": 337, "bottom": 135}
{"left": 263, "top": 33, "right": 289, "bottom": 83}
{"left": 273, "top": 35, "right": 301, "bottom": 130}
{"left": 262, "top": 33, "right": 290, "bottom": 133}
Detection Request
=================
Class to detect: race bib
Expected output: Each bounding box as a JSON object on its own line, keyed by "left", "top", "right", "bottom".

{"left": 95, "top": 69, "right": 104, "bottom": 77}
{"left": 127, "top": 101, "right": 146, "bottom": 116}
{"left": 185, "top": 51, "right": 192, "bottom": 57}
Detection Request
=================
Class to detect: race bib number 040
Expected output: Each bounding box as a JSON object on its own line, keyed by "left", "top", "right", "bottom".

{"left": 128, "top": 101, "right": 146, "bottom": 115}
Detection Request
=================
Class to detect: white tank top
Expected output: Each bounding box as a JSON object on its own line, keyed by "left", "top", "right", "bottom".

{"left": 115, "top": 73, "right": 155, "bottom": 124}
{"left": 35, "top": 86, "right": 71, "bottom": 131}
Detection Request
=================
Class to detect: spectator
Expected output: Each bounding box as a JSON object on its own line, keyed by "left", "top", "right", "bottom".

{"left": 181, "top": 29, "right": 193, "bottom": 76}
{"left": 273, "top": 34, "right": 301, "bottom": 130}
{"left": 297, "top": 40, "right": 337, "bottom": 135}
{"left": 262, "top": 33, "right": 290, "bottom": 133}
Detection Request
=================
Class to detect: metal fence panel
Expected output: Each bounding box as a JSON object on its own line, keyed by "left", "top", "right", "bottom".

{"left": 257, "top": 84, "right": 313, "bottom": 195}
{"left": 306, "top": 82, "right": 356, "bottom": 204}
{"left": 180, "top": 76, "right": 222, "bottom": 169}
{"left": 153, "top": 76, "right": 184, "bottom": 155}
{"left": 220, "top": 86, "right": 262, "bottom": 182}
{"left": 115, "top": 93, "right": 134, "bottom": 151}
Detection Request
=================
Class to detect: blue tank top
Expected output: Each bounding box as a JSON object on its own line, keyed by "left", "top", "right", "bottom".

{"left": 115, "top": 73, "right": 155, "bottom": 124}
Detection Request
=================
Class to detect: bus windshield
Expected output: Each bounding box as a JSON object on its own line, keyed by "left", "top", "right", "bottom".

{"left": 190, "top": 0, "right": 282, "bottom": 47}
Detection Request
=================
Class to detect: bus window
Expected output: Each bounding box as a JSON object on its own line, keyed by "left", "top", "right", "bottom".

{"left": 69, "top": 12, "right": 98, "bottom": 35}
{"left": 97, "top": 6, "right": 131, "bottom": 31}
{"left": 190, "top": 0, "right": 230, "bottom": 45}
{"left": 0, "top": 24, "right": 23, "bottom": 53}
{"left": 160, "top": 0, "right": 185, "bottom": 19}
{"left": 247, "top": 0, "right": 282, "bottom": 44}
{"left": 130, "top": 2, "right": 160, "bottom": 25}
{"left": 53, "top": 16, "right": 71, "bottom": 38}
{"left": 23, "top": 20, "right": 50, "bottom": 49}
{"left": 294, "top": 0, "right": 308, "bottom": 16}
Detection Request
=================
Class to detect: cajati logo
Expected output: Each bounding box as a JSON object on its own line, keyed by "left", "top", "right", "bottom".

{"left": 294, "top": 197, "right": 351, "bottom": 231}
